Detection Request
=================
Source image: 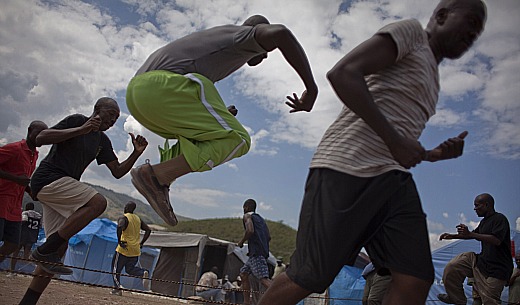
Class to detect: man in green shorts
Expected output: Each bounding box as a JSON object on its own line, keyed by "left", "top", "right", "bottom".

{"left": 127, "top": 15, "right": 318, "bottom": 226}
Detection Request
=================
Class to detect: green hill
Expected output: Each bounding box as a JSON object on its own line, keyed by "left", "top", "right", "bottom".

{"left": 168, "top": 218, "right": 297, "bottom": 260}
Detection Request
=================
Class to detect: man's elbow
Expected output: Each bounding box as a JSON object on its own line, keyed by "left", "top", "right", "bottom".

{"left": 326, "top": 67, "right": 346, "bottom": 90}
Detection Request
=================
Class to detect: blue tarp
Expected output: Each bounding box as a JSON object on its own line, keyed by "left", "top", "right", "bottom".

{"left": 329, "top": 265, "right": 366, "bottom": 305}
{"left": 1, "top": 218, "right": 159, "bottom": 291}
{"left": 62, "top": 218, "right": 159, "bottom": 290}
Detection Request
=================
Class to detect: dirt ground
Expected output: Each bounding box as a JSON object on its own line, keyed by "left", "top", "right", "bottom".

{"left": 0, "top": 271, "right": 191, "bottom": 305}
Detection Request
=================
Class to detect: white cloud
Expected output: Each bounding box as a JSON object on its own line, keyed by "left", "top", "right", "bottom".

{"left": 428, "top": 108, "right": 466, "bottom": 128}
{"left": 1, "top": 0, "right": 519, "bottom": 226}
{"left": 442, "top": 212, "right": 449, "bottom": 219}
{"left": 225, "top": 163, "right": 239, "bottom": 171}
{"left": 517, "top": 217, "right": 520, "bottom": 231}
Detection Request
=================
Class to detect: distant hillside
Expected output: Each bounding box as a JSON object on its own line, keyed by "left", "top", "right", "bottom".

{"left": 22, "top": 183, "right": 191, "bottom": 226}
{"left": 168, "top": 218, "right": 297, "bottom": 260}
{"left": 23, "top": 185, "right": 297, "bottom": 259}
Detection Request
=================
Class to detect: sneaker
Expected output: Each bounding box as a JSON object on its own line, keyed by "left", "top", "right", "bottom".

{"left": 143, "top": 270, "right": 150, "bottom": 290}
{"left": 29, "top": 248, "right": 73, "bottom": 275}
{"left": 6, "top": 272, "right": 16, "bottom": 277}
{"left": 110, "top": 289, "right": 122, "bottom": 296}
{"left": 130, "top": 160, "right": 178, "bottom": 226}
{"left": 438, "top": 293, "right": 464, "bottom": 305}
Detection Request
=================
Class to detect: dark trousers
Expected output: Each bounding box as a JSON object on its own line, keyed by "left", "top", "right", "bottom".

{"left": 111, "top": 251, "right": 146, "bottom": 288}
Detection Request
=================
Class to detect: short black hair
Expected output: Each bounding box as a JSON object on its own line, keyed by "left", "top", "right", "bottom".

{"left": 244, "top": 198, "right": 257, "bottom": 211}
{"left": 242, "top": 15, "right": 270, "bottom": 26}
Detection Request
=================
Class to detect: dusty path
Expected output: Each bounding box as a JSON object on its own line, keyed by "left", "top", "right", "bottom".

{"left": 0, "top": 271, "right": 188, "bottom": 305}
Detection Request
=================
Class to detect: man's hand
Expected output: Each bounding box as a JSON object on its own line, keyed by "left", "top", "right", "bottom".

{"left": 82, "top": 115, "right": 102, "bottom": 133}
{"left": 119, "top": 241, "right": 128, "bottom": 249}
{"left": 237, "top": 241, "right": 244, "bottom": 248}
{"left": 227, "top": 105, "right": 238, "bottom": 116}
{"left": 425, "top": 131, "right": 468, "bottom": 162}
{"left": 285, "top": 90, "right": 317, "bottom": 113}
{"left": 130, "top": 133, "right": 148, "bottom": 154}
{"left": 439, "top": 233, "right": 456, "bottom": 240}
{"left": 387, "top": 136, "right": 426, "bottom": 169}
{"left": 456, "top": 223, "right": 471, "bottom": 238}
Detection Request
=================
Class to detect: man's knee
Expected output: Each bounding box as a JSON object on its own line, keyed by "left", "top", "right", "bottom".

{"left": 88, "top": 194, "right": 107, "bottom": 216}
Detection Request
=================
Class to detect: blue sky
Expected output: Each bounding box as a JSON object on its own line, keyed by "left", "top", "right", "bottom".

{"left": 1, "top": 0, "right": 519, "bottom": 250}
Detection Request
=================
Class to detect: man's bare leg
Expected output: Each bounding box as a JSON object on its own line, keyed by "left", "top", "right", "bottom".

{"left": 258, "top": 272, "right": 311, "bottom": 305}
{"left": 9, "top": 245, "right": 23, "bottom": 271}
{"left": 382, "top": 271, "right": 432, "bottom": 305}
{"left": 260, "top": 277, "right": 272, "bottom": 289}
{"left": 0, "top": 240, "right": 20, "bottom": 264}
{"left": 240, "top": 272, "right": 252, "bottom": 305}
{"left": 56, "top": 193, "right": 107, "bottom": 240}
{"left": 152, "top": 154, "right": 192, "bottom": 186}
{"left": 19, "top": 245, "right": 67, "bottom": 305}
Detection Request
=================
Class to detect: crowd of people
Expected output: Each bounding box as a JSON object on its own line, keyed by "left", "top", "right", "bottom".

{"left": 1, "top": 0, "right": 518, "bottom": 304}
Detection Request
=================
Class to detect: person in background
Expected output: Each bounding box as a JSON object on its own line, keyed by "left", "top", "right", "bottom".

{"left": 195, "top": 266, "right": 224, "bottom": 302}
{"left": 272, "top": 257, "right": 286, "bottom": 279}
{"left": 361, "top": 262, "right": 391, "bottom": 305}
{"left": 238, "top": 199, "right": 272, "bottom": 305}
{"left": 8, "top": 202, "right": 42, "bottom": 275}
{"left": 438, "top": 193, "right": 512, "bottom": 305}
{"left": 0, "top": 121, "right": 47, "bottom": 266}
{"left": 110, "top": 201, "right": 152, "bottom": 296}
{"left": 508, "top": 253, "right": 520, "bottom": 305}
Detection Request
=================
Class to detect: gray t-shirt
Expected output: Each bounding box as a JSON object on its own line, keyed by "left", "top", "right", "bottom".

{"left": 135, "top": 25, "right": 267, "bottom": 82}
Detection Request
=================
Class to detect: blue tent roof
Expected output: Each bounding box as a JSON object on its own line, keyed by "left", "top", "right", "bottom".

{"left": 68, "top": 218, "right": 117, "bottom": 246}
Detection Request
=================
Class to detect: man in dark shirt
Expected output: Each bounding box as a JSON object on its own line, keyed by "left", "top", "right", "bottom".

{"left": 238, "top": 198, "right": 271, "bottom": 305}
{"left": 18, "top": 97, "right": 148, "bottom": 305}
{"left": 438, "top": 193, "right": 513, "bottom": 305}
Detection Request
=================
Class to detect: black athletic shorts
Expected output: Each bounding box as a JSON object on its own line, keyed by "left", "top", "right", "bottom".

{"left": 0, "top": 218, "right": 22, "bottom": 244}
{"left": 286, "top": 168, "right": 434, "bottom": 293}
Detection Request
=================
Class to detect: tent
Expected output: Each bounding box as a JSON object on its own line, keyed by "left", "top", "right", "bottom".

{"left": 427, "top": 230, "right": 519, "bottom": 305}
{"left": 61, "top": 218, "right": 160, "bottom": 290}
{"left": 297, "top": 254, "right": 370, "bottom": 305}
{"left": 144, "top": 230, "right": 276, "bottom": 298}
{"left": 0, "top": 218, "right": 159, "bottom": 291}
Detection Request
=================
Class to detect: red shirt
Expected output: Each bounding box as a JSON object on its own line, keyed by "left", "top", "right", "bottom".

{"left": 0, "top": 139, "right": 38, "bottom": 221}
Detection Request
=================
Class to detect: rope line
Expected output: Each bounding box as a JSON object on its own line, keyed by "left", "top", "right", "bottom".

{"left": 1, "top": 253, "right": 515, "bottom": 304}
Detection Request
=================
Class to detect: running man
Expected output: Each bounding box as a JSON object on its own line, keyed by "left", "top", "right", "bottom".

{"left": 258, "top": 1, "right": 487, "bottom": 304}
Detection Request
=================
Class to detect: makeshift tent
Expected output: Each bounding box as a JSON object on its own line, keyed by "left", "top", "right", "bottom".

{"left": 427, "top": 230, "right": 519, "bottom": 305}
{"left": 61, "top": 218, "right": 159, "bottom": 290}
{"left": 297, "top": 254, "right": 370, "bottom": 305}
{"left": 143, "top": 230, "right": 276, "bottom": 298}
{"left": 0, "top": 218, "right": 159, "bottom": 291}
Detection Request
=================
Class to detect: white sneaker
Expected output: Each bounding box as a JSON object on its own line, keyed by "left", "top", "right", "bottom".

{"left": 6, "top": 272, "right": 16, "bottom": 278}
{"left": 143, "top": 270, "right": 150, "bottom": 290}
{"left": 110, "top": 288, "right": 122, "bottom": 296}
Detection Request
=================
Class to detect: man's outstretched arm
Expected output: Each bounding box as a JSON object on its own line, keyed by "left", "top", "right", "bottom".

{"left": 254, "top": 24, "right": 318, "bottom": 112}
{"left": 106, "top": 133, "right": 148, "bottom": 179}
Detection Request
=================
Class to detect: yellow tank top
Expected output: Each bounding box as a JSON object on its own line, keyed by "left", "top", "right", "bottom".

{"left": 116, "top": 213, "right": 141, "bottom": 257}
